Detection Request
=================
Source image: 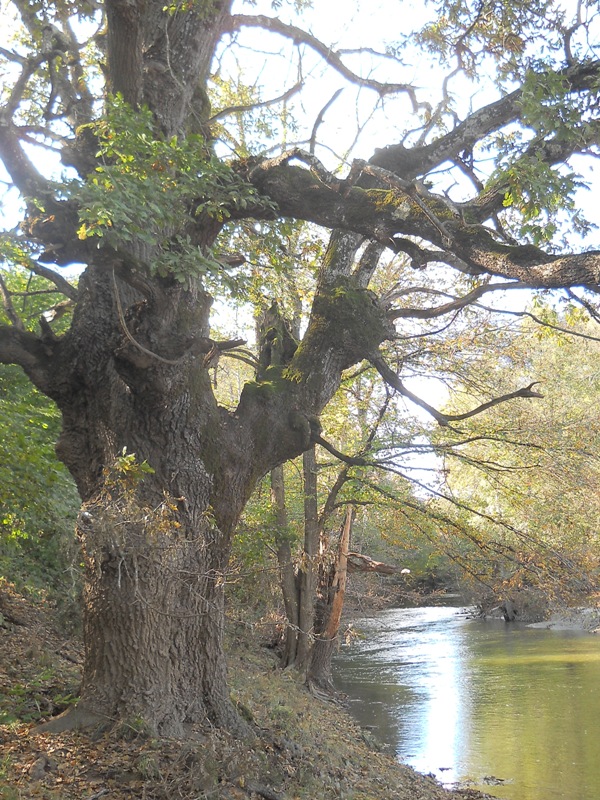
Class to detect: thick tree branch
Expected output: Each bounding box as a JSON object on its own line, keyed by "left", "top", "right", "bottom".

{"left": 0, "top": 274, "right": 25, "bottom": 330}
{"left": 247, "top": 158, "right": 600, "bottom": 286}
{"left": 31, "top": 261, "right": 79, "bottom": 301}
{"left": 0, "top": 108, "right": 54, "bottom": 198}
{"left": 370, "top": 59, "right": 600, "bottom": 180}
{"left": 0, "top": 322, "right": 53, "bottom": 390}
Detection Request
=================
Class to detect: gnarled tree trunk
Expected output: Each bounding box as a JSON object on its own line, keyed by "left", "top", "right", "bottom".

{"left": 75, "top": 497, "right": 239, "bottom": 736}
{"left": 38, "top": 265, "right": 251, "bottom": 735}
{"left": 29, "top": 222, "right": 388, "bottom": 734}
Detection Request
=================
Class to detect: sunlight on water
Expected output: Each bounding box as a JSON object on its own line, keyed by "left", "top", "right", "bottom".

{"left": 333, "top": 606, "right": 600, "bottom": 800}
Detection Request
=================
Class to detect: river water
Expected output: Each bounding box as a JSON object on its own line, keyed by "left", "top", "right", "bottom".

{"left": 333, "top": 605, "right": 600, "bottom": 800}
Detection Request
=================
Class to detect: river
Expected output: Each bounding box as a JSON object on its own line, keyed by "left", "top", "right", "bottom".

{"left": 333, "top": 604, "right": 600, "bottom": 800}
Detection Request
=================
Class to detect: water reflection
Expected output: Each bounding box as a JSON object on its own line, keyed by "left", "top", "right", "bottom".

{"left": 333, "top": 606, "right": 600, "bottom": 800}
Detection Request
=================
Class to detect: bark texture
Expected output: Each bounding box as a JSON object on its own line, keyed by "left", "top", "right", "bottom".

{"left": 307, "top": 507, "right": 353, "bottom": 695}
{"left": 76, "top": 497, "right": 239, "bottom": 736}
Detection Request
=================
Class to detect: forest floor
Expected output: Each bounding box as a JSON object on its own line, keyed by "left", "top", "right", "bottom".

{"left": 0, "top": 579, "right": 492, "bottom": 800}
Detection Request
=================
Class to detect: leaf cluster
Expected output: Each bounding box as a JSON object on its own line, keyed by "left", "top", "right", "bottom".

{"left": 484, "top": 68, "right": 599, "bottom": 243}
{"left": 0, "top": 364, "right": 78, "bottom": 591}
{"left": 74, "top": 97, "right": 275, "bottom": 285}
{"left": 416, "top": 0, "right": 570, "bottom": 79}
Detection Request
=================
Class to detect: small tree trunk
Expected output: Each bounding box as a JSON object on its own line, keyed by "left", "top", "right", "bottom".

{"left": 295, "top": 446, "right": 319, "bottom": 672}
{"left": 502, "top": 599, "right": 518, "bottom": 621}
{"left": 270, "top": 465, "right": 299, "bottom": 666}
{"left": 307, "top": 507, "right": 353, "bottom": 694}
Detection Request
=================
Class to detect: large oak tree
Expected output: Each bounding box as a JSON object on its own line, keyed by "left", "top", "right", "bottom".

{"left": 1, "top": 0, "right": 599, "bottom": 734}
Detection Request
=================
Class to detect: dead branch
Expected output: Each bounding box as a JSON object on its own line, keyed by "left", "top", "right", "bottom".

{"left": 208, "top": 80, "right": 303, "bottom": 123}
{"left": 370, "top": 351, "right": 543, "bottom": 427}
{"left": 309, "top": 88, "right": 343, "bottom": 155}
{"left": 388, "top": 281, "right": 531, "bottom": 320}
{"left": 346, "top": 551, "right": 405, "bottom": 575}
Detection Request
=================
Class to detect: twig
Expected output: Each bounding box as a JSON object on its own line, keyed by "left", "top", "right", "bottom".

{"left": 246, "top": 783, "right": 284, "bottom": 800}
{"left": 209, "top": 81, "right": 303, "bottom": 123}
{"left": 309, "top": 88, "right": 343, "bottom": 155}
{"left": 84, "top": 789, "right": 109, "bottom": 800}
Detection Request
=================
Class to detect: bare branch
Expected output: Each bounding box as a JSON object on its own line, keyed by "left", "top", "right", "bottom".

{"left": 0, "top": 46, "right": 27, "bottom": 65}
{"left": 0, "top": 109, "right": 54, "bottom": 197}
{"left": 31, "top": 261, "right": 79, "bottom": 301}
{"left": 346, "top": 551, "right": 404, "bottom": 575}
{"left": 315, "top": 435, "right": 368, "bottom": 466}
{"left": 309, "top": 88, "right": 343, "bottom": 155}
{"left": 485, "top": 309, "right": 600, "bottom": 344}
{"left": 225, "top": 15, "right": 425, "bottom": 110}
{"left": 370, "top": 351, "right": 543, "bottom": 427}
{"left": 388, "top": 281, "right": 531, "bottom": 320}
{"left": 208, "top": 80, "right": 303, "bottom": 123}
{"left": 0, "top": 322, "right": 53, "bottom": 390}
{"left": 566, "top": 289, "right": 600, "bottom": 326}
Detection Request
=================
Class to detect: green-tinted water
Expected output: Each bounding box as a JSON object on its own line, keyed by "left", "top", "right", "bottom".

{"left": 333, "top": 606, "right": 600, "bottom": 800}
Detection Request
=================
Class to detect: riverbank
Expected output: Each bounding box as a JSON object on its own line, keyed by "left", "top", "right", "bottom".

{"left": 527, "top": 606, "right": 600, "bottom": 632}
{"left": 0, "top": 581, "right": 491, "bottom": 800}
